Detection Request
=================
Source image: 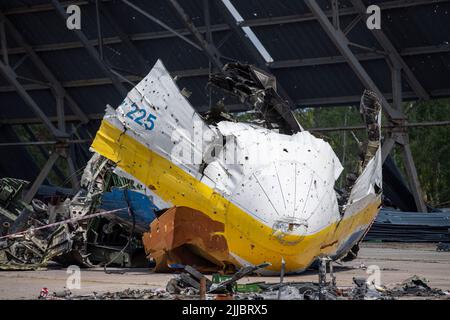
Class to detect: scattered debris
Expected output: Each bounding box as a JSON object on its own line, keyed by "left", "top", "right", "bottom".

{"left": 44, "top": 288, "right": 171, "bottom": 300}
{"left": 38, "top": 287, "right": 72, "bottom": 300}
{"left": 38, "top": 287, "right": 49, "bottom": 299}
{"left": 436, "top": 242, "right": 450, "bottom": 252}
{"left": 350, "top": 277, "right": 385, "bottom": 300}
{"left": 32, "top": 258, "right": 449, "bottom": 301}
{"left": 388, "top": 276, "right": 448, "bottom": 297}
{"left": 169, "top": 264, "right": 448, "bottom": 300}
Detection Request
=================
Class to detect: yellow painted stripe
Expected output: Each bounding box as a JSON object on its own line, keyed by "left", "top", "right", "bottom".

{"left": 92, "top": 120, "right": 381, "bottom": 272}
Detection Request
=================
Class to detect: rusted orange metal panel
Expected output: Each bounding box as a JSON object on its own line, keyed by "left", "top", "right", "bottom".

{"left": 143, "top": 206, "right": 235, "bottom": 273}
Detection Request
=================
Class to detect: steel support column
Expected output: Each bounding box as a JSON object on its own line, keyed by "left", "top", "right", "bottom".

{"left": 389, "top": 63, "right": 427, "bottom": 212}
{"left": 391, "top": 63, "right": 403, "bottom": 110}
{"left": 397, "top": 135, "right": 428, "bottom": 212}
{"left": 22, "top": 125, "right": 67, "bottom": 183}
{"left": 381, "top": 137, "right": 396, "bottom": 163}
{"left": 95, "top": 0, "right": 104, "bottom": 60}
{"left": 66, "top": 154, "right": 80, "bottom": 189}
{"left": 24, "top": 152, "right": 59, "bottom": 203}
{"left": 56, "top": 93, "right": 66, "bottom": 133}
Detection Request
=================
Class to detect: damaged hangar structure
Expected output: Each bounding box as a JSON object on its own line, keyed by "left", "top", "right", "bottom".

{"left": 0, "top": 1, "right": 449, "bottom": 271}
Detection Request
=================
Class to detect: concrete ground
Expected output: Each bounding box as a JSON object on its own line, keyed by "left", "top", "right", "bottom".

{"left": 0, "top": 242, "right": 449, "bottom": 299}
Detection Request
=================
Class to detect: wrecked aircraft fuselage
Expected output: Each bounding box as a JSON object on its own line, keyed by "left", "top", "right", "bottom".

{"left": 0, "top": 60, "right": 381, "bottom": 273}
{"left": 90, "top": 60, "right": 383, "bottom": 274}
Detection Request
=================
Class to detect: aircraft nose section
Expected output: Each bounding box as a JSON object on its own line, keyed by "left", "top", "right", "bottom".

{"left": 232, "top": 160, "right": 338, "bottom": 235}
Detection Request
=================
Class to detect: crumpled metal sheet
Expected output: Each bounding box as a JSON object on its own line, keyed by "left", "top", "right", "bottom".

{"left": 347, "top": 93, "right": 382, "bottom": 205}
{"left": 102, "top": 59, "right": 219, "bottom": 181}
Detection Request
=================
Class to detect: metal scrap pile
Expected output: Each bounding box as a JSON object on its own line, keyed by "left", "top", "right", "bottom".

{"left": 0, "top": 177, "right": 76, "bottom": 270}
{"left": 0, "top": 155, "right": 155, "bottom": 270}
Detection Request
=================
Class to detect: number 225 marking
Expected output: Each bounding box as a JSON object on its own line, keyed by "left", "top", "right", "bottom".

{"left": 126, "top": 103, "right": 157, "bottom": 131}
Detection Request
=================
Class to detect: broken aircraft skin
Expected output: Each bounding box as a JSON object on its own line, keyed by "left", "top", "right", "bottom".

{"left": 90, "top": 59, "right": 383, "bottom": 275}
{"left": 0, "top": 157, "right": 155, "bottom": 269}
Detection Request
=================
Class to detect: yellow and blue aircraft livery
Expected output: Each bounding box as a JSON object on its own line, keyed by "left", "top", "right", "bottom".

{"left": 91, "top": 60, "right": 382, "bottom": 274}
